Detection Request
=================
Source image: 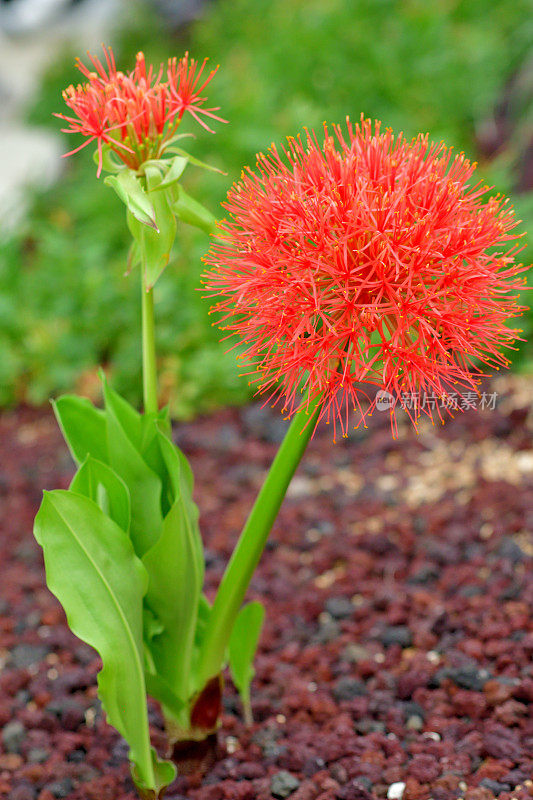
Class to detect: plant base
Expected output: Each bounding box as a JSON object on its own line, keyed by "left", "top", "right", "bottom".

{"left": 170, "top": 732, "right": 220, "bottom": 776}
{"left": 164, "top": 675, "right": 224, "bottom": 774}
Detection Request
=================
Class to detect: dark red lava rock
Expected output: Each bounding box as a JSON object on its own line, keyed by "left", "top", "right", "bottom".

{"left": 0, "top": 383, "right": 532, "bottom": 799}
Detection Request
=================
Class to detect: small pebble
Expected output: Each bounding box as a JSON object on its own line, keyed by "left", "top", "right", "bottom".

{"left": 270, "top": 771, "right": 300, "bottom": 799}
{"left": 44, "top": 779, "right": 73, "bottom": 799}
{"left": 8, "top": 784, "right": 36, "bottom": 800}
{"left": 379, "top": 626, "right": 413, "bottom": 648}
{"left": 406, "top": 714, "right": 424, "bottom": 731}
{"left": 498, "top": 537, "right": 525, "bottom": 563}
{"left": 1, "top": 721, "right": 26, "bottom": 753}
{"left": 479, "top": 779, "right": 511, "bottom": 796}
{"left": 27, "top": 748, "right": 49, "bottom": 764}
{"left": 387, "top": 782, "right": 406, "bottom": 800}
{"left": 8, "top": 645, "right": 49, "bottom": 669}
{"left": 325, "top": 596, "right": 353, "bottom": 620}
{"left": 333, "top": 676, "right": 366, "bottom": 701}
{"left": 341, "top": 644, "right": 369, "bottom": 663}
{"left": 436, "top": 665, "right": 491, "bottom": 691}
{"left": 314, "top": 616, "right": 341, "bottom": 644}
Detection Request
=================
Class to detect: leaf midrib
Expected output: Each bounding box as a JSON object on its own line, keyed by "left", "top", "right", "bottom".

{"left": 52, "top": 495, "right": 143, "bottom": 680}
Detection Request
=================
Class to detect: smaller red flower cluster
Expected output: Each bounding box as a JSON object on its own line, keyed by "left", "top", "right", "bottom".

{"left": 57, "top": 47, "right": 225, "bottom": 176}
{"left": 204, "top": 117, "right": 529, "bottom": 438}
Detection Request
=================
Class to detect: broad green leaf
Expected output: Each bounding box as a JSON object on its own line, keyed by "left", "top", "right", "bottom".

{"left": 143, "top": 606, "right": 164, "bottom": 643}
{"left": 144, "top": 672, "right": 185, "bottom": 719}
{"left": 156, "top": 427, "right": 194, "bottom": 510}
{"left": 102, "top": 379, "right": 163, "bottom": 557}
{"left": 70, "top": 456, "right": 131, "bottom": 534}
{"left": 171, "top": 185, "right": 217, "bottom": 235}
{"left": 229, "top": 601, "right": 265, "bottom": 725}
{"left": 139, "top": 409, "right": 171, "bottom": 477}
{"left": 141, "top": 165, "right": 178, "bottom": 289}
{"left": 52, "top": 395, "right": 108, "bottom": 466}
{"left": 131, "top": 747, "right": 177, "bottom": 800}
{"left": 105, "top": 170, "right": 157, "bottom": 229}
{"left": 142, "top": 480, "right": 203, "bottom": 698}
{"left": 155, "top": 404, "right": 172, "bottom": 439}
{"left": 101, "top": 372, "right": 143, "bottom": 445}
{"left": 34, "top": 490, "right": 154, "bottom": 788}
{"left": 155, "top": 429, "right": 202, "bottom": 590}
{"left": 194, "top": 593, "right": 212, "bottom": 649}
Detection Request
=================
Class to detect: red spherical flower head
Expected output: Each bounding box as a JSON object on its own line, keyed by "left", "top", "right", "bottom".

{"left": 56, "top": 46, "right": 226, "bottom": 177}
{"left": 203, "top": 117, "right": 529, "bottom": 438}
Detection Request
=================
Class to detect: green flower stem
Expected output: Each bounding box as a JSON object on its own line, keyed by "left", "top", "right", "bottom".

{"left": 196, "top": 392, "right": 323, "bottom": 688}
{"left": 141, "top": 273, "right": 158, "bottom": 415}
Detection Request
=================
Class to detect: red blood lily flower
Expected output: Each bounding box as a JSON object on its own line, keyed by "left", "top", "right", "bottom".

{"left": 56, "top": 46, "right": 225, "bottom": 176}
{"left": 203, "top": 117, "right": 529, "bottom": 437}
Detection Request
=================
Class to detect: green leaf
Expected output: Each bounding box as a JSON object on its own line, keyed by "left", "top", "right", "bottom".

{"left": 102, "top": 379, "right": 163, "bottom": 557}
{"left": 93, "top": 145, "right": 126, "bottom": 174}
{"left": 70, "top": 456, "right": 131, "bottom": 534}
{"left": 125, "top": 240, "right": 141, "bottom": 275}
{"left": 166, "top": 146, "right": 224, "bottom": 175}
{"left": 144, "top": 672, "right": 185, "bottom": 720}
{"left": 229, "top": 601, "right": 265, "bottom": 726}
{"left": 157, "top": 155, "right": 189, "bottom": 190}
{"left": 102, "top": 372, "right": 143, "bottom": 443}
{"left": 34, "top": 490, "right": 155, "bottom": 788}
{"left": 142, "top": 440, "right": 203, "bottom": 698}
{"left": 139, "top": 409, "right": 171, "bottom": 481}
{"left": 160, "top": 132, "right": 195, "bottom": 153}
{"left": 141, "top": 165, "right": 178, "bottom": 289}
{"left": 104, "top": 169, "right": 157, "bottom": 229}
{"left": 156, "top": 427, "right": 194, "bottom": 511}
{"left": 194, "top": 593, "right": 212, "bottom": 649}
{"left": 131, "top": 747, "right": 177, "bottom": 800}
{"left": 171, "top": 185, "right": 218, "bottom": 235}
{"left": 143, "top": 606, "right": 164, "bottom": 643}
{"left": 52, "top": 395, "right": 108, "bottom": 466}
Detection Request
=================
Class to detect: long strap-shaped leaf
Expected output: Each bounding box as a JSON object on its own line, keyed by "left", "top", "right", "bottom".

{"left": 102, "top": 379, "right": 163, "bottom": 557}
{"left": 142, "top": 430, "right": 203, "bottom": 704}
{"left": 34, "top": 490, "right": 155, "bottom": 788}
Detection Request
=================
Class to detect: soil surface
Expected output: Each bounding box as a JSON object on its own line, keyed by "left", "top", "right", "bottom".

{"left": 0, "top": 376, "right": 532, "bottom": 800}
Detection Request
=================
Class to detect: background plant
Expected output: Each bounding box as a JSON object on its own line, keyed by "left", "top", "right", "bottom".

{"left": 0, "top": 0, "right": 531, "bottom": 415}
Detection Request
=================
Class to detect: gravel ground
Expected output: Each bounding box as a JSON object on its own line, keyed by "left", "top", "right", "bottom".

{"left": 0, "top": 375, "right": 532, "bottom": 800}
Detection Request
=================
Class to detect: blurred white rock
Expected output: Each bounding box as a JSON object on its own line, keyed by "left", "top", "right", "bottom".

{"left": 387, "top": 783, "right": 406, "bottom": 800}
{"left": 0, "top": 124, "right": 63, "bottom": 235}
{"left": 0, "top": 0, "right": 122, "bottom": 235}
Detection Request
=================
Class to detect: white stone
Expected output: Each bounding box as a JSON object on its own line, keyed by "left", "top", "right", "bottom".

{"left": 387, "top": 782, "right": 406, "bottom": 800}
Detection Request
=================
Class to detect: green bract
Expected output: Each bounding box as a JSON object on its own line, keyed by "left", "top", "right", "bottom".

{"left": 99, "top": 146, "right": 219, "bottom": 291}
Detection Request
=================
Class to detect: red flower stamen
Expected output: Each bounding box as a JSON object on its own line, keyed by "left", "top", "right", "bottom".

{"left": 167, "top": 53, "right": 227, "bottom": 133}
{"left": 203, "top": 117, "right": 529, "bottom": 439}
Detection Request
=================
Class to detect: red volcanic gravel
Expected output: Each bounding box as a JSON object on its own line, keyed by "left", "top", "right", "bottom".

{"left": 0, "top": 375, "right": 532, "bottom": 800}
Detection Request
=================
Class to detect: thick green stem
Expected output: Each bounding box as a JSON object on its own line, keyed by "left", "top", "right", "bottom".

{"left": 196, "top": 393, "right": 322, "bottom": 688}
{"left": 141, "top": 275, "right": 158, "bottom": 415}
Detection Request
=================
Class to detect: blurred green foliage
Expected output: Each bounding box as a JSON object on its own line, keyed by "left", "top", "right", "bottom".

{"left": 0, "top": 0, "right": 531, "bottom": 414}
